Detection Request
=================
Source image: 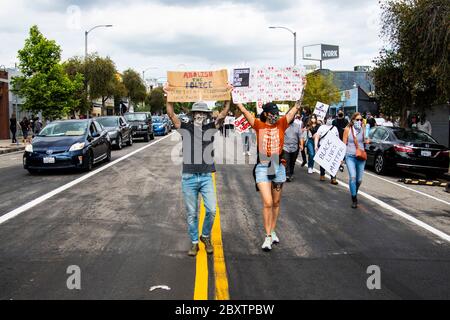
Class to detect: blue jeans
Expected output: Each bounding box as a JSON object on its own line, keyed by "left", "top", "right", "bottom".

{"left": 345, "top": 155, "right": 366, "bottom": 196}
{"left": 306, "top": 138, "right": 326, "bottom": 176}
{"left": 181, "top": 173, "right": 216, "bottom": 244}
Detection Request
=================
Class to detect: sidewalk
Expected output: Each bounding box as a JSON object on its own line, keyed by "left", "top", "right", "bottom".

{"left": 0, "top": 139, "right": 25, "bottom": 155}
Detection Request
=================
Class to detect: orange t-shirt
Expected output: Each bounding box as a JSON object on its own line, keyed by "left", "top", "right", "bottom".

{"left": 253, "top": 116, "right": 289, "bottom": 157}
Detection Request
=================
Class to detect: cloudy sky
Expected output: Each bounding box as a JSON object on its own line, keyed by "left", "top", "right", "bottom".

{"left": 1, "top": 0, "right": 384, "bottom": 80}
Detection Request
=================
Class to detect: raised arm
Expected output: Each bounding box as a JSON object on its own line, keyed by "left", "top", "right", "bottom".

{"left": 163, "top": 84, "right": 181, "bottom": 129}
{"left": 236, "top": 103, "right": 255, "bottom": 127}
{"left": 285, "top": 89, "right": 305, "bottom": 124}
{"left": 214, "top": 84, "right": 233, "bottom": 129}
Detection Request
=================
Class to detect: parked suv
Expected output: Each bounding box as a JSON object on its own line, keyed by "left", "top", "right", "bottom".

{"left": 124, "top": 112, "right": 154, "bottom": 142}
{"left": 96, "top": 116, "right": 133, "bottom": 149}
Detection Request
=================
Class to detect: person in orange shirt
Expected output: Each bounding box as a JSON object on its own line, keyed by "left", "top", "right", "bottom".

{"left": 236, "top": 97, "right": 304, "bottom": 251}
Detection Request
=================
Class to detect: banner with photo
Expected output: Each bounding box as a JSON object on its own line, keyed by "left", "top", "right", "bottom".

{"left": 166, "top": 70, "right": 230, "bottom": 102}
{"left": 231, "top": 66, "right": 306, "bottom": 107}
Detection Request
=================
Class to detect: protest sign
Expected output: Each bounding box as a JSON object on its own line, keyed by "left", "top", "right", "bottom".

{"left": 233, "top": 68, "right": 250, "bottom": 87}
{"left": 233, "top": 115, "right": 251, "bottom": 133}
{"left": 313, "top": 102, "right": 329, "bottom": 120}
{"left": 232, "top": 66, "right": 306, "bottom": 105}
{"left": 167, "top": 70, "right": 230, "bottom": 102}
{"left": 313, "top": 133, "right": 346, "bottom": 177}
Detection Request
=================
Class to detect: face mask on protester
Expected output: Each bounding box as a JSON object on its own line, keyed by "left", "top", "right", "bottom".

{"left": 267, "top": 112, "right": 279, "bottom": 124}
{"left": 354, "top": 120, "right": 362, "bottom": 130}
{"left": 338, "top": 112, "right": 344, "bottom": 119}
{"left": 193, "top": 113, "right": 207, "bottom": 126}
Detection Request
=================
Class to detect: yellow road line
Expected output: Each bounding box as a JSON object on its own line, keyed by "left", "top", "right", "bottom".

{"left": 194, "top": 199, "right": 208, "bottom": 300}
{"left": 212, "top": 173, "right": 230, "bottom": 300}
{"left": 193, "top": 173, "right": 230, "bottom": 300}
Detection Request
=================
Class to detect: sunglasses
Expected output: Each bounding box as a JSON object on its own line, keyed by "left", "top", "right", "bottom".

{"left": 355, "top": 118, "right": 363, "bottom": 121}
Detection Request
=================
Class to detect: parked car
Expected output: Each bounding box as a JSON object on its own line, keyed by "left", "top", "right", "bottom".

{"left": 152, "top": 116, "right": 170, "bottom": 136}
{"left": 366, "top": 126, "right": 449, "bottom": 176}
{"left": 23, "top": 119, "right": 111, "bottom": 173}
{"left": 96, "top": 116, "right": 133, "bottom": 150}
{"left": 124, "top": 112, "right": 154, "bottom": 142}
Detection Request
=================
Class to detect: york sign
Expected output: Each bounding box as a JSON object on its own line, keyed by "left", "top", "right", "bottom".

{"left": 321, "top": 45, "right": 339, "bottom": 60}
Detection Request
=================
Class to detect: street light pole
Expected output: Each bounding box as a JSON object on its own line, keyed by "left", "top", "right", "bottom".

{"left": 84, "top": 24, "right": 113, "bottom": 119}
{"left": 269, "top": 26, "right": 297, "bottom": 66}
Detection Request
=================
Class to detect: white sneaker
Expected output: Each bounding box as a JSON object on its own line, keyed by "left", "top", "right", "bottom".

{"left": 261, "top": 235, "right": 272, "bottom": 251}
{"left": 271, "top": 231, "right": 279, "bottom": 244}
{"left": 243, "top": 152, "right": 247, "bottom": 155}
{"left": 308, "top": 168, "right": 313, "bottom": 174}
{"left": 247, "top": 151, "right": 251, "bottom": 156}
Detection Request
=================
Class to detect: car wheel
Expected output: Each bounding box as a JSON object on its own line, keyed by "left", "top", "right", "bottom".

{"left": 116, "top": 135, "right": 123, "bottom": 150}
{"left": 144, "top": 133, "right": 150, "bottom": 142}
{"left": 374, "top": 153, "right": 386, "bottom": 175}
{"left": 127, "top": 134, "right": 133, "bottom": 146}
{"left": 105, "top": 146, "right": 112, "bottom": 162}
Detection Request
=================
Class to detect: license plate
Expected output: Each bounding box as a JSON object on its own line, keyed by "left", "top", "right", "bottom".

{"left": 43, "top": 157, "right": 55, "bottom": 164}
{"left": 421, "top": 150, "right": 432, "bottom": 157}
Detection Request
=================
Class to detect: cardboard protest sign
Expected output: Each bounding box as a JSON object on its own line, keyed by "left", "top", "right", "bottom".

{"left": 167, "top": 70, "right": 230, "bottom": 102}
{"left": 313, "top": 134, "right": 346, "bottom": 177}
{"left": 313, "top": 102, "right": 329, "bottom": 120}
{"left": 232, "top": 66, "right": 306, "bottom": 106}
{"left": 233, "top": 115, "right": 251, "bottom": 133}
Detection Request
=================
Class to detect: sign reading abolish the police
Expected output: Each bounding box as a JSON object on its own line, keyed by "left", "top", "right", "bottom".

{"left": 167, "top": 70, "right": 230, "bottom": 102}
{"left": 313, "top": 134, "right": 346, "bottom": 177}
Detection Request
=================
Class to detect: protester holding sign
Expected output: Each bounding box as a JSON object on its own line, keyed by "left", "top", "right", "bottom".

{"left": 305, "top": 114, "right": 321, "bottom": 174}
{"left": 235, "top": 94, "right": 305, "bottom": 252}
{"left": 343, "top": 112, "right": 371, "bottom": 209}
{"left": 163, "top": 83, "right": 232, "bottom": 256}
{"left": 314, "top": 122, "right": 340, "bottom": 185}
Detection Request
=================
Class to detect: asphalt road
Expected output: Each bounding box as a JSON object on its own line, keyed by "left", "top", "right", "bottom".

{"left": 0, "top": 132, "right": 449, "bottom": 299}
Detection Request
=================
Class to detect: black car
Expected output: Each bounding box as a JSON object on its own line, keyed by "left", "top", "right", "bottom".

{"left": 124, "top": 112, "right": 154, "bottom": 142}
{"left": 96, "top": 116, "right": 133, "bottom": 150}
{"left": 23, "top": 119, "right": 111, "bottom": 173}
{"left": 366, "top": 126, "right": 449, "bottom": 176}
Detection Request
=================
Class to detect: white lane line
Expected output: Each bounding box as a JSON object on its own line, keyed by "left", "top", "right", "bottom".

{"left": 0, "top": 134, "right": 174, "bottom": 225}
{"left": 297, "top": 160, "right": 450, "bottom": 243}
{"left": 363, "top": 171, "right": 450, "bottom": 206}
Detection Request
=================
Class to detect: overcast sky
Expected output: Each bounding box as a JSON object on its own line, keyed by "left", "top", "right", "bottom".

{"left": 1, "top": 0, "right": 384, "bottom": 80}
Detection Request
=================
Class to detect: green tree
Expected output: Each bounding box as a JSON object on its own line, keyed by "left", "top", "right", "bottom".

{"left": 145, "top": 87, "right": 166, "bottom": 114}
{"left": 372, "top": 49, "right": 413, "bottom": 125}
{"left": 63, "top": 56, "right": 89, "bottom": 116}
{"left": 122, "top": 69, "right": 146, "bottom": 108}
{"left": 12, "top": 25, "right": 83, "bottom": 119}
{"left": 374, "top": 0, "right": 450, "bottom": 120}
{"left": 85, "top": 54, "right": 118, "bottom": 110}
{"left": 302, "top": 73, "right": 340, "bottom": 108}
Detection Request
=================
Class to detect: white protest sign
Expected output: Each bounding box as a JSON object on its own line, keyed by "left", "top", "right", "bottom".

{"left": 232, "top": 66, "right": 306, "bottom": 105}
{"left": 313, "top": 134, "right": 346, "bottom": 177}
{"left": 313, "top": 102, "right": 329, "bottom": 120}
{"left": 234, "top": 115, "right": 251, "bottom": 133}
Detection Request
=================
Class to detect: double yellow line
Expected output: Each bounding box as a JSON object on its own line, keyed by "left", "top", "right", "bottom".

{"left": 193, "top": 173, "right": 230, "bottom": 300}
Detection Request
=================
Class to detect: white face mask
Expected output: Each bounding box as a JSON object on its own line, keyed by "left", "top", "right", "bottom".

{"left": 193, "top": 113, "right": 207, "bottom": 126}
{"left": 354, "top": 120, "right": 362, "bottom": 130}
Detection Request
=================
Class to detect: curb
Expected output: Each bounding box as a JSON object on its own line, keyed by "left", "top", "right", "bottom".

{"left": 0, "top": 147, "right": 25, "bottom": 155}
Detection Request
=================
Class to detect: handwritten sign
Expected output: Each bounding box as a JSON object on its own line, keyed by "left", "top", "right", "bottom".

{"left": 167, "top": 70, "right": 230, "bottom": 102}
{"left": 234, "top": 115, "right": 251, "bottom": 133}
{"left": 313, "top": 102, "right": 329, "bottom": 120}
{"left": 313, "top": 134, "right": 346, "bottom": 177}
{"left": 232, "top": 66, "right": 306, "bottom": 105}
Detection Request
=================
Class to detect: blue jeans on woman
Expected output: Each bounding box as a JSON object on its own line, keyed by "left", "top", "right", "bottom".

{"left": 345, "top": 154, "right": 366, "bottom": 196}
{"left": 306, "top": 138, "right": 326, "bottom": 176}
{"left": 181, "top": 172, "right": 216, "bottom": 244}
